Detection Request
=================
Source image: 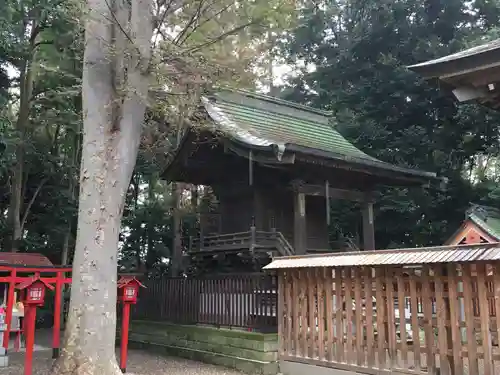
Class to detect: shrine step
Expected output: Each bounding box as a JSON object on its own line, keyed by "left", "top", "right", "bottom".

{"left": 119, "top": 321, "right": 279, "bottom": 375}
{"left": 129, "top": 339, "right": 278, "bottom": 375}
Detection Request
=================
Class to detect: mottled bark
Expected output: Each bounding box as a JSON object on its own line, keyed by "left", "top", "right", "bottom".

{"left": 61, "top": 99, "right": 82, "bottom": 266}
{"left": 6, "top": 23, "right": 37, "bottom": 251}
{"left": 50, "top": 0, "right": 152, "bottom": 373}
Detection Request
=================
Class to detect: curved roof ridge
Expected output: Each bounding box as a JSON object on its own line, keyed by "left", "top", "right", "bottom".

{"left": 212, "top": 87, "right": 334, "bottom": 117}
{"left": 408, "top": 39, "right": 500, "bottom": 69}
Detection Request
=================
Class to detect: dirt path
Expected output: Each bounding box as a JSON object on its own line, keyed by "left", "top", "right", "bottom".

{"left": 0, "top": 349, "right": 243, "bottom": 375}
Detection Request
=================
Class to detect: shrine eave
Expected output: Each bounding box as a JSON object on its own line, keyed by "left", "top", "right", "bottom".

{"left": 162, "top": 128, "right": 444, "bottom": 188}
{"left": 408, "top": 39, "right": 500, "bottom": 110}
{"left": 162, "top": 90, "right": 444, "bottom": 187}
{"left": 408, "top": 39, "right": 500, "bottom": 78}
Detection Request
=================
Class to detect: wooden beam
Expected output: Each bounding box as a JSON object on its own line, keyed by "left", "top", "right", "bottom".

{"left": 292, "top": 183, "right": 371, "bottom": 202}
{"left": 452, "top": 86, "right": 489, "bottom": 102}
{"left": 293, "top": 190, "right": 307, "bottom": 255}
{"left": 325, "top": 180, "right": 331, "bottom": 225}
{"left": 362, "top": 202, "right": 375, "bottom": 250}
{"left": 249, "top": 150, "right": 253, "bottom": 186}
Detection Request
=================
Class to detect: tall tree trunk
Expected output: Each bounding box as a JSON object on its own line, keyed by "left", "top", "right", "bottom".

{"left": 171, "top": 182, "right": 183, "bottom": 276}
{"left": 267, "top": 31, "right": 278, "bottom": 97}
{"left": 61, "top": 127, "right": 81, "bottom": 266}
{"left": 145, "top": 173, "right": 157, "bottom": 271}
{"left": 51, "top": 0, "right": 152, "bottom": 373}
{"left": 7, "top": 144, "right": 24, "bottom": 252}
{"left": 6, "top": 41, "right": 36, "bottom": 252}
{"left": 191, "top": 184, "right": 198, "bottom": 209}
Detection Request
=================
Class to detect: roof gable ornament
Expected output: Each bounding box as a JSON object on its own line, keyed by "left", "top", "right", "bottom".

{"left": 274, "top": 144, "right": 285, "bottom": 161}
{"left": 290, "top": 179, "right": 305, "bottom": 191}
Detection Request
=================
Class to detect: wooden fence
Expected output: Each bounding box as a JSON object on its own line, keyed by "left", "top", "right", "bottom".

{"left": 276, "top": 263, "right": 500, "bottom": 375}
{"left": 132, "top": 273, "right": 277, "bottom": 332}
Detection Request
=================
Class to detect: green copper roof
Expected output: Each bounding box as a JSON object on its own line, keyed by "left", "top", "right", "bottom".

{"left": 201, "top": 89, "right": 437, "bottom": 180}
{"left": 468, "top": 205, "right": 500, "bottom": 240}
{"left": 205, "top": 90, "right": 377, "bottom": 161}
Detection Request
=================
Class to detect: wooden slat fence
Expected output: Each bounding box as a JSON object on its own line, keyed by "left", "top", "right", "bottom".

{"left": 277, "top": 262, "right": 500, "bottom": 375}
{"left": 132, "top": 273, "right": 277, "bottom": 332}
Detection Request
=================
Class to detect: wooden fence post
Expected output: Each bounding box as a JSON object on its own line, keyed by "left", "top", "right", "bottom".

{"left": 442, "top": 265, "right": 455, "bottom": 375}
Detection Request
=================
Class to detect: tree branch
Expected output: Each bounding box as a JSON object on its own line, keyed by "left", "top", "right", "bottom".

{"left": 184, "top": 20, "right": 260, "bottom": 54}
{"left": 34, "top": 40, "right": 54, "bottom": 49}
{"left": 172, "top": 0, "right": 206, "bottom": 46}
{"left": 103, "top": 0, "right": 137, "bottom": 49}
{"left": 51, "top": 124, "right": 62, "bottom": 156}
{"left": 153, "top": 0, "right": 179, "bottom": 45}
{"left": 177, "top": 2, "right": 233, "bottom": 46}
{"left": 20, "top": 177, "right": 48, "bottom": 232}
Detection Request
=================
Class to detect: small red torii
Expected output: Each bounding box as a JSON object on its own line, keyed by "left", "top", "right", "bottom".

{"left": 0, "top": 253, "right": 144, "bottom": 375}
{"left": 0, "top": 253, "right": 71, "bottom": 359}
{"left": 16, "top": 276, "right": 55, "bottom": 375}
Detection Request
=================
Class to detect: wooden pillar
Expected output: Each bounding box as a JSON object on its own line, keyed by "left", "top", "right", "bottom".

{"left": 443, "top": 265, "right": 456, "bottom": 375}
{"left": 3, "top": 269, "right": 16, "bottom": 350}
{"left": 52, "top": 271, "right": 63, "bottom": 358}
{"left": 293, "top": 189, "right": 307, "bottom": 255}
{"left": 362, "top": 201, "right": 375, "bottom": 250}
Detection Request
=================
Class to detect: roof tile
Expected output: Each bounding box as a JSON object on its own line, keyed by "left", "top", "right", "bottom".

{"left": 263, "top": 243, "right": 500, "bottom": 269}
{"left": 0, "top": 253, "right": 53, "bottom": 267}
{"left": 209, "top": 90, "right": 377, "bottom": 162}
{"left": 203, "top": 90, "right": 437, "bottom": 180}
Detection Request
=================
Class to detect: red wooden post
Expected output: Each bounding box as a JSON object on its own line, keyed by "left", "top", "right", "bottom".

{"left": 20, "top": 301, "right": 25, "bottom": 350}
{"left": 24, "top": 305, "right": 36, "bottom": 375}
{"left": 120, "top": 303, "right": 131, "bottom": 373}
{"left": 117, "top": 276, "right": 144, "bottom": 373}
{"left": 3, "top": 269, "right": 16, "bottom": 350}
{"left": 52, "top": 271, "right": 62, "bottom": 358}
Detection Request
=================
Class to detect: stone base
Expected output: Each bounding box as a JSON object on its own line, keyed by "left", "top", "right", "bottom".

{"left": 123, "top": 321, "right": 279, "bottom": 375}
{"left": 0, "top": 355, "right": 8, "bottom": 368}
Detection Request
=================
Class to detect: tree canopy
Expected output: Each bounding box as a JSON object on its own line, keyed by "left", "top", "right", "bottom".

{"left": 0, "top": 0, "right": 500, "bottom": 268}
{"left": 277, "top": 0, "right": 500, "bottom": 248}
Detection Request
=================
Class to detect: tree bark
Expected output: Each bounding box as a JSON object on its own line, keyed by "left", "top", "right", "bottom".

{"left": 6, "top": 31, "right": 36, "bottom": 252}
{"left": 51, "top": 0, "right": 152, "bottom": 373}
{"left": 62, "top": 88, "right": 83, "bottom": 266}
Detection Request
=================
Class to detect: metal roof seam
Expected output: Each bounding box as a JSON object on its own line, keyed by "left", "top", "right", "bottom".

{"left": 263, "top": 244, "right": 500, "bottom": 270}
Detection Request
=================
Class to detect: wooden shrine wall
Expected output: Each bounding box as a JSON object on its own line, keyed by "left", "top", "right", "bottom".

{"left": 277, "top": 262, "right": 500, "bottom": 375}
{"left": 214, "top": 185, "right": 330, "bottom": 251}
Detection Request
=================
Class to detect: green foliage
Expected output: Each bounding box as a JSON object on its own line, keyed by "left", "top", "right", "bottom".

{"left": 4, "top": 0, "right": 500, "bottom": 269}
{"left": 281, "top": 0, "right": 500, "bottom": 248}
{"left": 0, "top": 0, "right": 294, "bottom": 269}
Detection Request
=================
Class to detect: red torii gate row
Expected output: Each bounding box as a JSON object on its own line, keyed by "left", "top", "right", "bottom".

{"left": 0, "top": 256, "right": 141, "bottom": 359}
{"left": 0, "top": 264, "right": 71, "bottom": 358}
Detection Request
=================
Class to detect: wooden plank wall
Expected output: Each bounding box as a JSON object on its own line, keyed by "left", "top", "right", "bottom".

{"left": 132, "top": 273, "right": 278, "bottom": 332}
{"left": 277, "top": 262, "right": 500, "bottom": 375}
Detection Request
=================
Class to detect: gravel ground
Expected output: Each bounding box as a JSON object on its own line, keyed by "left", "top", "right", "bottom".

{"left": 0, "top": 350, "right": 244, "bottom": 375}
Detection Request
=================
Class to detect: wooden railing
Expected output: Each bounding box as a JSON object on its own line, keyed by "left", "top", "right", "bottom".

{"left": 188, "top": 230, "right": 358, "bottom": 257}
{"left": 277, "top": 263, "right": 500, "bottom": 375}
{"left": 132, "top": 273, "right": 278, "bottom": 333}
{"left": 191, "top": 231, "right": 251, "bottom": 251}
{"left": 305, "top": 237, "right": 360, "bottom": 254}
{"left": 188, "top": 230, "right": 294, "bottom": 257}
{"left": 275, "top": 232, "right": 294, "bottom": 256}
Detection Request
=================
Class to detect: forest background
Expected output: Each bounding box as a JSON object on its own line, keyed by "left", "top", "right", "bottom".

{"left": 1, "top": 0, "right": 500, "bottom": 278}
